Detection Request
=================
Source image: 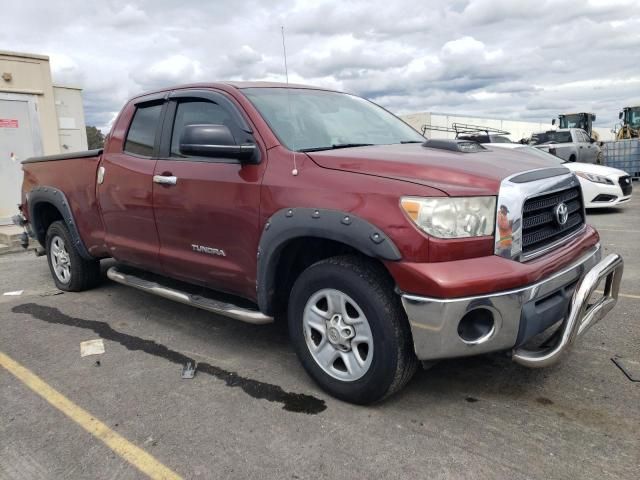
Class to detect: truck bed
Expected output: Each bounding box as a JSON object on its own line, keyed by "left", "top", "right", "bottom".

{"left": 21, "top": 149, "right": 108, "bottom": 257}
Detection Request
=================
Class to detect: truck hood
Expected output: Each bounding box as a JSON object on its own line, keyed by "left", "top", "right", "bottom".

{"left": 306, "top": 143, "right": 569, "bottom": 196}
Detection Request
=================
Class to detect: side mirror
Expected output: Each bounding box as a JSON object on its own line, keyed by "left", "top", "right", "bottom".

{"left": 619, "top": 112, "right": 623, "bottom": 119}
{"left": 551, "top": 119, "right": 556, "bottom": 126}
{"left": 179, "top": 124, "right": 257, "bottom": 162}
{"left": 591, "top": 114, "right": 596, "bottom": 121}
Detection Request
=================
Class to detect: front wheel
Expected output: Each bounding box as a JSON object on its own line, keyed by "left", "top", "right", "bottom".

{"left": 288, "top": 255, "right": 417, "bottom": 404}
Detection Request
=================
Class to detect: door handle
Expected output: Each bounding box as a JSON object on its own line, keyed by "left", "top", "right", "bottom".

{"left": 97, "top": 166, "right": 105, "bottom": 185}
{"left": 153, "top": 175, "right": 177, "bottom": 185}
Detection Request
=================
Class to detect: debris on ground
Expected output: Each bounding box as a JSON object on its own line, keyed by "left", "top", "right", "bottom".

{"left": 40, "top": 290, "right": 64, "bottom": 297}
{"left": 181, "top": 361, "right": 197, "bottom": 379}
{"left": 80, "top": 339, "right": 105, "bottom": 357}
{"left": 612, "top": 356, "right": 640, "bottom": 382}
{"left": 3, "top": 290, "right": 24, "bottom": 296}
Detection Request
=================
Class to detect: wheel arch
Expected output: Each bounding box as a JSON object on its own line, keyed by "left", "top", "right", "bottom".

{"left": 27, "top": 186, "right": 93, "bottom": 259}
{"left": 257, "top": 208, "right": 401, "bottom": 315}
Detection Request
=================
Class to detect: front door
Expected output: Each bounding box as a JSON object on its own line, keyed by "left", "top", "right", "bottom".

{"left": 582, "top": 130, "right": 597, "bottom": 163}
{"left": 152, "top": 90, "right": 266, "bottom": 299}
{"left": 97, "top": 96, "right": 164, "bottom": 269}
{"left": 575, "top": 130, "right": 595, "bottom": 163}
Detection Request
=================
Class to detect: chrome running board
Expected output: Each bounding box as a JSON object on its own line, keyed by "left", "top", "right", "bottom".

{"left": 106, "top": 266, "right": 273, "bottom": 325}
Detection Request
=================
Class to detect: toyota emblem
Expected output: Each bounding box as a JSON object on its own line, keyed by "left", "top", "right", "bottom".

{"left": 555, "top": 202, "right": 569, "bottom": 226}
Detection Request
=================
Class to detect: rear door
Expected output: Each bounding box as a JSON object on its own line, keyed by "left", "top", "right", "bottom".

{"left": 97, "top": 94, "right": 166, "bottom": 269}
{"left": 151, "top": 89, "right": 266, "bottom": 298}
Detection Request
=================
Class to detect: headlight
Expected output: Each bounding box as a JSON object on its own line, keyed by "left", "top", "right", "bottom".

{"left": 574, "top": 172, "right": 614, "bottom": 185}
{"left": 400, "top": 196, "right": 496, "bottom": 238}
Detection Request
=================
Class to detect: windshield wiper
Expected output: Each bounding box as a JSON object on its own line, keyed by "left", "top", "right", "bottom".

{"left": 299, "top": 143, "right": 374, "bottom": 152}
{"left": 400, "top": 140, "right": 423, "bottom": 144}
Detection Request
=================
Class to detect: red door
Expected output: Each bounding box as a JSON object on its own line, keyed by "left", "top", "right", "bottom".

{"left": 152, "top": 90, "right": 266, "bottom": 299}
{"left": 97, "top": 97, "right": 164, "bottom": 269}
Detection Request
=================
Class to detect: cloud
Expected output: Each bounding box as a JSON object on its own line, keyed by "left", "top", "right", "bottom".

{"left": 131, "top": 55, "right": 204, "bottom": 91}
{"left": 106, "top": 4, "right": 149, "bottom": 28}
{"left": 2, "top": 0, "right": 639, "bottom": 132}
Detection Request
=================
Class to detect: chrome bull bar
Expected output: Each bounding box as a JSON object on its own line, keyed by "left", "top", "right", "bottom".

{"left": 512, "top": 253, "right": 624, "bottom": 368}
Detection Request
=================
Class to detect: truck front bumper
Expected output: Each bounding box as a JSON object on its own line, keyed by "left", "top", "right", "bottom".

{"left": 401, "top": 244, "right": 624, "bottom": 366}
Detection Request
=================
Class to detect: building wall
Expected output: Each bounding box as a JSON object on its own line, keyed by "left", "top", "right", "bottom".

{"left": 53, "top": 86, "right": 88, "bottom": 152}
{"left": 0, "top": 50, "right": 60, "bottom": 155}
{"left": 400, "top": 111, "right": 614, "bottom": 142}
{"left": 0, "top": 50, "right": 88, "bottom": 224}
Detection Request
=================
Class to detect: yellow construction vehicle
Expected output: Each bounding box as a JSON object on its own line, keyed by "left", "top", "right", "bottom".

{"left": 615, "top": 106, "right": 640, "bottom": 140}
{"left": 552, "top": 112, "right": 599, "bottom": 141}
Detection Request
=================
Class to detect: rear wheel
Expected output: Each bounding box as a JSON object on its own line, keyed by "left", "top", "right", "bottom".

{"left": 46, "top": 221, "right": 101, "bottom": 291}
{"left": 288, "top": 255, "right": 417, "bottom": 404}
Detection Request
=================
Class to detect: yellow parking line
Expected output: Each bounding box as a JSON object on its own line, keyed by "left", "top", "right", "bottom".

{"left": 618, "top": 292, "right": 640, "bottom": 300}
{"left": 0, "top": 351, "right": 182, "bottom": 480}
{"left": 596, "top": 290, "right": 640, "bottom": 300}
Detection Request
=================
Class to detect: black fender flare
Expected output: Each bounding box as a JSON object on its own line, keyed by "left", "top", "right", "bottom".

{"left": 27, "top": 186, "right": 93, "bottom": 260}
{"left": 256, "top": 208, "right": 401, "bottom": 314}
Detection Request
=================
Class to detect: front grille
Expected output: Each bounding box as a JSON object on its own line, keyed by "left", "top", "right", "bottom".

{"left": 521, "top": 186, "right": 585, "bottom": 256}
{"left": 619, "top": 176, "right": 632, "bottom": 196}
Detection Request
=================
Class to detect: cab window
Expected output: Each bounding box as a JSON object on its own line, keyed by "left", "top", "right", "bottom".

{"left": 124, "top": 103, "right": 163, "bottom": 157}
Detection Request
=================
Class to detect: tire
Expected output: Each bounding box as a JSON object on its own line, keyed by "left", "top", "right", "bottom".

{"left": 288, "top": 255, "right": 417, "bottom": 404}
{"left": 45, "top": 220, "right": 101, "bottom": 292}
{"left": 569, "top": 155, "right": 576, "bottom": 163}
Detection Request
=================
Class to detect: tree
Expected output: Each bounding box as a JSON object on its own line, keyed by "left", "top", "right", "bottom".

{"left": 86, "top": 126, "right": 105, "bottom": 149}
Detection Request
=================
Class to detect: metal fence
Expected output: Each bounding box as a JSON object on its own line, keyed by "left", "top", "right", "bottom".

{"left": 602, "top": 139, "right": 640, "bottom": 178}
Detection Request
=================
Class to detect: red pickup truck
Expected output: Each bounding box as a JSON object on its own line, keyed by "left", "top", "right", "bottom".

{"left": 15, "top": 82, "right": 624, "bottom": 404}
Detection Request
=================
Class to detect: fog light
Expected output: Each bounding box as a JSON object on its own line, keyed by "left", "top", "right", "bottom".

{"left": 458, "top": 308, "right": 495, "bottom": 344}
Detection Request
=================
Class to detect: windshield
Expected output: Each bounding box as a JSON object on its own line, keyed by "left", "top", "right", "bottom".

{"left": 531, "top": 131, "right": 573, "bottom": 145}
{"left": 629, "top": 107, "right": 640, "bottom": 127}
{"left": 513, "top": 146, "right": 565, "bottom": 165}
{"left": 243, "top": 88, "right": 424, "bottom": 151}
{"left": 559, "top": 115, "right": 587, "bottom": 130}
{"left": 491, "top": 135, "right": 512, "bottom": 143}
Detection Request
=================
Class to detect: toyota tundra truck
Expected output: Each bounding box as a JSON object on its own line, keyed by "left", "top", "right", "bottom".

{"left": 14, "top": 82, "right": 624, "bottom": 404}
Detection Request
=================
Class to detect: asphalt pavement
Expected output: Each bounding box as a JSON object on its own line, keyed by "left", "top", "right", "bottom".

{"left": 1, "top": 196, "right": 639, "bottom": 480}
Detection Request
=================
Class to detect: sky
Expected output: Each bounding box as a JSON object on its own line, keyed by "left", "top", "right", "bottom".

{"left": 2, "top": 0, "right": 639, "bottom": 133}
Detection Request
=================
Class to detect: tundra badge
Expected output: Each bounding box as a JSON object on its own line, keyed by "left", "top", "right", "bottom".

{"left": 192, "top": 245, "right": 226, "bottom": 256}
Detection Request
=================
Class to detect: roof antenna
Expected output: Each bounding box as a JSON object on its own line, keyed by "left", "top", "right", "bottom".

{"left": 281, "top": 25, "right": 298, "bottom": 176}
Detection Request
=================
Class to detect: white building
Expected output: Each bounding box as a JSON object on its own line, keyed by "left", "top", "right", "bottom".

{"left": 0, "top": 50, "right": 88, "bottom": 224}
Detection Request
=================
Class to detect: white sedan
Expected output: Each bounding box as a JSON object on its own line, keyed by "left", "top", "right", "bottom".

{"left": 486, "top": 143, "right": 633, "bottom": 208}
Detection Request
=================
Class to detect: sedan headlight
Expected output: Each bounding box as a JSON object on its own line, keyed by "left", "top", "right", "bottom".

{"left": 400, "top": 196, "right": 496, "bottom": 238}
{"left": 574, "top": 172, "right": 614, "bottom": 185}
